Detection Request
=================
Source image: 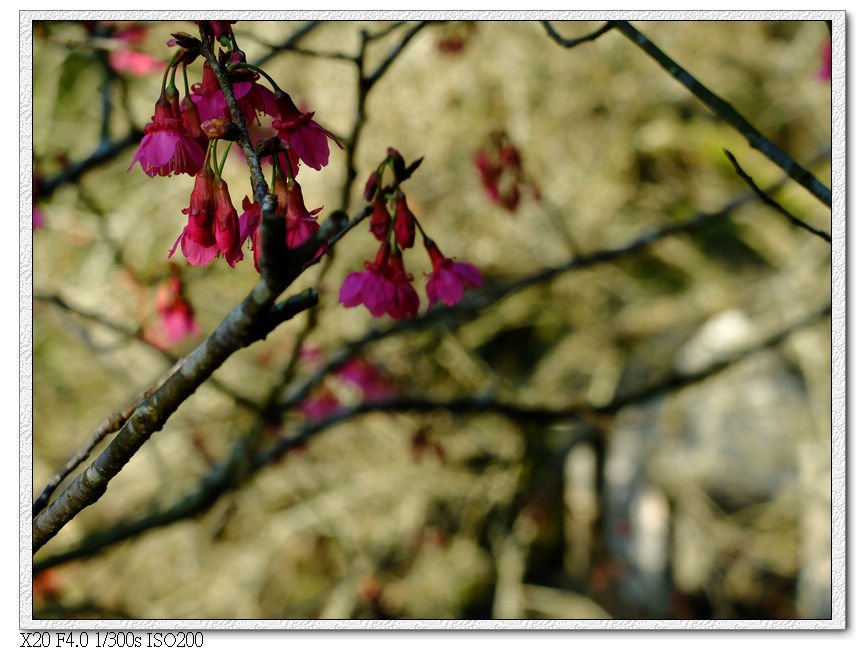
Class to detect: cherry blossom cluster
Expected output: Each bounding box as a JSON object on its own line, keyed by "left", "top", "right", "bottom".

{"left": 128, "top": 20, "right": 340, "bottom": 270}
{"left": 338, "top": 149, "right": 483, "bottom": 320}
{"left": 474, "top": 131, "right": 540, "bottom": 212}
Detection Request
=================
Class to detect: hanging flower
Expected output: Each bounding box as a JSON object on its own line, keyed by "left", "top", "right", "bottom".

{"left": 128, "top": 89, "right": 205, "bottom": 177}
{"left": 212, "top": 178, "right": 244, "bottom": 268}
{"left": 424, "top": 238, "right": 483, "bottom": 307}
{"left": 339, "top": 242, "right": 396, "bottom": 317}
{"left": 386, "top": 248, "right": 419, "bottom": 320}
{"left": 272, "top": 89, "right": 342, "bottom": 171}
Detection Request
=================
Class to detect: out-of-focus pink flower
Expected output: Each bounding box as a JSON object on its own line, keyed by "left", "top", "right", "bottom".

{"left": 112, "top": 22, "right": 148, "bottom": 45}
{"left": 337, "top": 357, "right": 394, "bottom": 401}
{"left": 33, "top": 569, "right": 61, "bottom": 604}
{"left": 272, "top": 89, "right": 343, "bottom": 171}
{"left": 299, "top": 389, "right": 342, "bottom": 421}
{"left": 819, "top": 39, "right": 831, "bottom": 81}
{"left": 474, "top": 133, "right": 539, "bottom": 212}
{"left": 424, "top": 239, "right": 483, "bottom": 307}
{"left": 33, "top": 206, "right": 44, "bottom": 231}
{"left": 339, "top": 242, "right": 396, "bottom": 317}
{"left": 108, "top": 49, "right": 164, "bottom": 76}
{"left": 154, "top": 274, "right": 200, "bottom": 344}
{"left": 128, "top": 90, "right": 205, "bottom": 177}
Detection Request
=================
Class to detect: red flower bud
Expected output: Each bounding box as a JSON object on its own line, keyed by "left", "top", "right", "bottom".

{"left": 393, "top": 191, "right": 416, "bottom": 249}
{"left": 369, "top": 195, "right": 391, "bottom": 242}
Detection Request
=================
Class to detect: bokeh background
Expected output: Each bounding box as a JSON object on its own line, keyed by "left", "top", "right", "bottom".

{"left": 31, "top": 19, "right": 832, "bottom": 620}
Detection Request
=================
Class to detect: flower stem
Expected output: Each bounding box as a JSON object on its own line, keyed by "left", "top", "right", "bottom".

{"left": 229, "top": 61, "right": 282, "bottom": 94}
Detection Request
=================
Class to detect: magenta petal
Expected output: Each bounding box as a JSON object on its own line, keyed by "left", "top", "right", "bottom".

{"left": 339, "top": 272, "right": 369, "bottom": 307}
{"left": 362, "top": 275, "right": 395, "bottom": 317}
{"left": 290, "top": 125, "right": 330, "bottom": 170}
{"left": 181, "top": 232, "right": 220, "bottom": 266}
{"left": 453, "top": 262, "right": 483, "bottom": 288}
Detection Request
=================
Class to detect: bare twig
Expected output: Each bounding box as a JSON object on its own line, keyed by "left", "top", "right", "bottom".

{"left": 540, "top": 21, "right": 615, "bottom": 48}
{"left": 612, "top": 21, "right": 831, "bottom": 208}
{"left": 724, "top": 150, "right": 831, "bottom": 243}
{"left": 38, "top": 130, "right": 143, "bottom": 200}
{"left": 34, "top": 293, "right": 261, "bottom": 412}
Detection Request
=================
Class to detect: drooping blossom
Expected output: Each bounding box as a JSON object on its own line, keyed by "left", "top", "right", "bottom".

{"left": 393, "top": 191, "right": 416, "bottom": 249}
{"left": 339, "top": 242, "right": 396, "bottom": 317}
{"left": 279, "top": 176, "right": 322, "bottom": 249}
{"left": 195, "top": 20, "right": 237, "bottom": 42}
{"left": 212, "top": 178, "right": 244, "bottom": 267}
{"left": 170, "top": 165, "right": 219, "bottom": 266}
{"left": 272, "top": 89, "right": 343, "bottom": 171}
{"left": 128, "top": 89, "right": 205, "bottom": 177}
{"left": 154, "top": 273, "right": 200, "bottom": 344}
{"left": 190, "top": 61, "right": 277, "bottom": 129}
{"left": 424, "top": 238, "right": 483, "bottom": 307}
{"left": 386, "top": 248, "right": 419, "bottom": 320}
{"left": 179, "top": 95, "right": 206, "bottom": 147}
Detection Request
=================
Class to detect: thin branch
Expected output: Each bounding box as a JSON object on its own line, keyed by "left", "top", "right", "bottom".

{"left": 38, "top": 130, "right": 143, "bottom": 200}
{"left": 724, "top": 150, "right": 831, "bottom": 243}
{"left": 34, "top": 293, "right": 261, "bottom": 412}
{"left": 540, "top": 21, "right": 615, "bottom": 48}
{"left": 365, "top": 21, "right": 429, "bottom": 88}
{"left": 33, "top": 299, "right": 830, "bottom": 573}
{"left": 612, "top": 21, "right": 831, "bottom": 208}
{"left": 251, "top": 21, "right": 321, "bottom": 67}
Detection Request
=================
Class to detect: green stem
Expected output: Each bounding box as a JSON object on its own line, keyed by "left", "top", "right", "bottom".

{"left": 229, "top": 61, "right": 282, "bottom": 94}
{"left": 160, "top": 49, "right": 182, "bottom": 94}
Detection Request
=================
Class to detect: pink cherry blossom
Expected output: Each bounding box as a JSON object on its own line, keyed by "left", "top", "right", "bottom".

{"left": 424, "top": 239, "right": 483, "bottom": 307}
{"left": 108, "top": 49, "right": 164, "bottom": 76}
{"left": 272, "top": 90, "right": 342, "bottom": 171}
{"left": 337, "top": 358, "right": 394, "bottom": 401}
{"left": 146, "top": 274, "right": 201, "bottom": 349}
{"left": 339, "top": 243, "right": 396, "bottom": 318}
{"left": 128, "top": 93, "right": 205, "bottom": 177}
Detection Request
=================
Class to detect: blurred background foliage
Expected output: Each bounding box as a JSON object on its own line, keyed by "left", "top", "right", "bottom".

{"left": 32, "top": 19, "right": 832, "bottom": 620}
